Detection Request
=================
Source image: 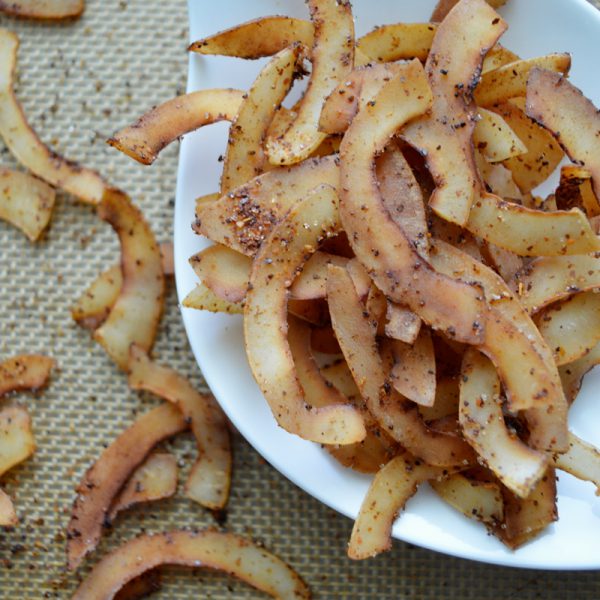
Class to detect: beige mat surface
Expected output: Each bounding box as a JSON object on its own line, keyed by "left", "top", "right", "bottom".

{"left": 0, "top": 1, "right": 599, "bottom": 598}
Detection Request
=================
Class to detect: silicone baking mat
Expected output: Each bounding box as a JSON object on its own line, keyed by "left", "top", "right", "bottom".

{"left": 0, "top": 1, "right": 599, "bottom": 597}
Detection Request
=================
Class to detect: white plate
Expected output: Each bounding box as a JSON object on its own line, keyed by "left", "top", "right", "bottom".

{"left": 175, "top": 0, "right": 600, "bottom": 569}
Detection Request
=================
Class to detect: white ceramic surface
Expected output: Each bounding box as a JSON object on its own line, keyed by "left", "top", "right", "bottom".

{"left": 175, "top": 0, "right": 600, "bottom": 569}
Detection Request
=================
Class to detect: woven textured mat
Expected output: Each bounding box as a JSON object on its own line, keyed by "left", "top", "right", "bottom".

{"left": 0, "top": 1, "right": 599, "bottom": 598}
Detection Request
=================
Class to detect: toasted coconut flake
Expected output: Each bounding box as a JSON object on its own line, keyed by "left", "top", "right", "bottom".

{"left": 419, "top": 376, "right": 460, "bottom": 421}
{"left": 0, "top": 406, "right": 35, "bottom": 477}
{"left": 265, "top": 0, "right": 354, "bottom": 165}
{"left": 526, "top": 68, "right": 600, "bottom": 201}
{"left": 189, "top": 16, "right": 313, "bottom": 58}
{"left": 490, "top": 101, "right": 564, "bottom": 194}
{"left": 0, "top": 0, "right": 83, "bottom": 19}
{"left": 511, "top": 254, "right": 600, "bottom": 314}
{"left": 377, "top": 141, "right": 429, "bottom": 259}
{"left": 108, "top": 453, "right": 177, "bottom": 522}
{"left": 356, "top": 23, "right": 436, "bottom": 63}
{"left": 288, "top": 317, "right": 354, "bottom": 412}
{"left": 319, "top": 63, "right": 403, "bottom": 135}
{"left": 66, "top": 403, "right": 187, "bottom": 570}
{"left": 194, "top": 191, "right": 220, "bottom": 214}
{"left": 194, "top": 155, "right": 339, "bottom": 256}
{"left": 320, "top": 359, "right": 360, "bottom": 399}
{"left": 288, "top": 316, "right": 357, "bottom": 408}
{"left": 552, "top": 432, "right": 600, "bottom": 494}
{"left": 324, "top": 430, "right": 396, "bottom": 474}
{"left": 430, "top": 473, "right": 503, "bottom": 524}
{"left": 128, "top": 346, "right": 232, "bottom": 510}
{"left": 73, "top": 243, "right": 173, "bottom": 332}
{"left": 108, "top": 89, "right": 243, "bottom": 165}
{"left": 389, "top": 330, "right": 436, "bottom": 407}
{"left": 555, "top": 166, "right": 600, "bottom": 217}
{"left": 189, "top": 245, "right": 251, "bottom": 303}
{"left": 559, "top": 341, "right": 600, "bottom": 404}
{"left": 466, "top": 194, "right": 600, "bottom": 257}
{"left": 0, "top": 29, "right": 106, "bottom": 203}
{"left": 473, "top": 108, "right": 527, "bottom": 163}
{"left": 190, "top": 15, "right": 369, "bottom": 67}
{"left": 288, "top": 298, "right": 330, "bottom": 326}
{"left": 479, "top": 239, "right": 523, "bottom": 282}
{"left": 536, "top": 291, "right": 600, "bottom": 366}
{"left": 385, "top": 303, "right": 422, "bottom": 345}
{"left": 344, "top": 258, "right": 373, "bottom": 299}
{"left": 71, "top": 265, "right": 122, "bottom": 331}
{"left": 189, "top": 243, "right": 347, "bottom": 304}
{"left": 481, "top": 44, "right": 519, "bottom": 74}
{"left": 430, "top": 0, "right": 507, "bottom": 22}
{"left": 475, "top": 54, "right": 571, "bottom": 107}
{"left": 365, "top": 284, "right": 387, "bottom": 336}
{"left": 182, "top": 283, "right": 243, "bottom": 314}
{"left": 72, "top": 529, "right": 310, "bottom": 600}
{"left": 475, "top": 151, "right": 522, "bottom": 200}
{"left": 495, "top": 469, "right": 557, "bottom": 548}
{"left": 0, "top": 488, "right": 17, "bottom": 526}
{"left": 0, "top": 354, "right": 54, "bottom": 397}
{"left": 93, "top": 189, "right": 165, "bottom": 370}
{"left": 222, "top": 46, "right": 302, "bottom": 193}
{"left": 430, "top": 214, "right": 484, "bottom": 260}
{"left": 459, "top": 349, "right": 548, "bottom": 498}
{"left": 348, "top": 453, "right": 450, "bottom": 559}
{"left": 309, "top": 326, "right": 340, "bottom": 354}
{"left": 402, "top": 0, "right": 507, "bottom": 225}
{"left": 289, "top": 252, "right": 348, "bottom": 300}
{"left": 0, "top": 167, "right": 55, "bottom": 241}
